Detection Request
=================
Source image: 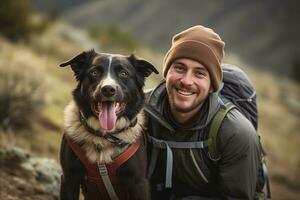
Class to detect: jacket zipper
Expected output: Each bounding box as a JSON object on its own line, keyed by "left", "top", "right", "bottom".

{"left": 189, "top": 149, "right": 209, "bottom": 183}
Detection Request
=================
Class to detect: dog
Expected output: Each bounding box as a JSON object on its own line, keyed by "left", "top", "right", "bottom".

{"left": 59, "top": 49, "right": 158, "bottom": 200}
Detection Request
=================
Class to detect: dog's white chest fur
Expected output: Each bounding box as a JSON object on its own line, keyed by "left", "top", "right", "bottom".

{"left": 63, "top": 101, "right": 145, "bottom": 164}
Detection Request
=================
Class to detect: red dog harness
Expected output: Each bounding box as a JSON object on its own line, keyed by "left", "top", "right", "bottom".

{"left": 65, "top": 136, "right": 140, "bottom": 200}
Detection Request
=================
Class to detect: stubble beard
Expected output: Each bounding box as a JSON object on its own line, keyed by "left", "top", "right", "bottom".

{"left": 169, "top": 96, "right": 203, "bottom": 114}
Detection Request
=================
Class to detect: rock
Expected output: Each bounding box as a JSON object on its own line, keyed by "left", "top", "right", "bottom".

{"left": 0, "top": 145, "right": 61, "bottom": 200}
{"left": 22, "top": 158, "right": 61, "bottom": 200}
{"left": 0, "top": 146, "right": 30, "bottom": 165}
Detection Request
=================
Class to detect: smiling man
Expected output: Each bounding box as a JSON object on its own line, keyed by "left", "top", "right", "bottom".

{"left": 145, "top": 25, "right": 261, "bottom": 200}
{"left": 166, "top": 58, "right": 212, "bottom": 125}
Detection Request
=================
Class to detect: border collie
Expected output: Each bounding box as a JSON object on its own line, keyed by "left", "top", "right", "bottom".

{"left": 59, "top": 50, "right": 158, "bottom": 200}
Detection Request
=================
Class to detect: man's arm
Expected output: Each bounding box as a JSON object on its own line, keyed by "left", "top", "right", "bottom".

{"left": 217, "top": 109, "right": 261, "bottom": 200}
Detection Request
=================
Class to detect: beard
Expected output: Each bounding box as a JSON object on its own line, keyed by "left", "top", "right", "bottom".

{"left": 168, "top": 95, "right": 204, "bottom": 113}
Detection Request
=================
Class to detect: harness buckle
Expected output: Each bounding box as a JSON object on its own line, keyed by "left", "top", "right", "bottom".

{"left": 158, "top": 142, "right": 166, "bottom": 148}
{"left": 98, "top": 163, "right": 108, "bottom": 176}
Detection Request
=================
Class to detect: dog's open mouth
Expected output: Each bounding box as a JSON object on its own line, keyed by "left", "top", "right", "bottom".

{"left": 93, "top": 101, "right": 126, "bottom": 131}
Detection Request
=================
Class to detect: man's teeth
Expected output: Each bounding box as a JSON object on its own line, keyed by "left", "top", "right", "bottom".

{"left": 177, "top": 89, "right": 193, "bottom": 95}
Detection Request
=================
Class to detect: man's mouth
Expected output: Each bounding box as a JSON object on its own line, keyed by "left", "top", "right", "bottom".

{"left": 175, "top": 88, "right": 196, "bottom": 96}
{"left": 92, "top": 101, "right": 126, "bottom": 131}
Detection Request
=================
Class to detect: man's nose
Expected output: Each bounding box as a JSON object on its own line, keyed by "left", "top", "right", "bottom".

{"left": 180, "top": 71, "right": 193, "bottom": 86}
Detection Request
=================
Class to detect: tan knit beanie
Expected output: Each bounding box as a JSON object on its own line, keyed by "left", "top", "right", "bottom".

{"left": 163, "top": 25, "right": 225, "bottom": 92}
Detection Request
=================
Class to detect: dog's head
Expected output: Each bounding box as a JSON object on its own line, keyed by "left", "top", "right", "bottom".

{"left": 60, "top": 50, "right": 158, "bottom": 132}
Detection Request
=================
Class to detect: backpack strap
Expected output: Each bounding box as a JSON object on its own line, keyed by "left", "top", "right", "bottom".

{"left": 208, "top": 102, "right": 236, "bottom": 161}
{"left": 208, "top": 103, "right": 272, "bottom": 199}
{"left": 147, "top": 102, "right": 236, "bottom": 189}
{"left": 147, "top": 135, "right": 211, "bottom": 188}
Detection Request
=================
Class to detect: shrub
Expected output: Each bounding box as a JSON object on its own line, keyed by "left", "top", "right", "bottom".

{"left": 0, "top": 0, "right": 49, "bottom": 41}
{"left": 89, "top": 25, "right": 139, "bottom": 51}
{"left": 0, "top": 65, "right": 46, "bottom": 130}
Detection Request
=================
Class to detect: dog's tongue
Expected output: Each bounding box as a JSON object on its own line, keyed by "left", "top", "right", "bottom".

{"left": 99, "top": 102, "right": 116, "bottom": 131}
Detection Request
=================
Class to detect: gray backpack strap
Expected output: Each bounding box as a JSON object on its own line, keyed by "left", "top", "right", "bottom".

{"left": 146, "top": 108, "right": 174, "bottom": 180}
{"left": 148, "top": 135, "right": 211, "bottom": 188}
{"left": 165, "top": 142, "right": 173, "bottom": 188}
{"left": 149, "top": 136, "right": 211, "bottom": 149}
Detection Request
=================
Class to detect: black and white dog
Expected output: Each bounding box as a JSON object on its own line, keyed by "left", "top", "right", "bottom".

{"left": 59, "top": 50, "right": 158, "bottom": 200}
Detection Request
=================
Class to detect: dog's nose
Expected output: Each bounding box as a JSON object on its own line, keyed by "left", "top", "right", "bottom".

{"left": 101, "top": 85, "right": 116, "bottom": 97}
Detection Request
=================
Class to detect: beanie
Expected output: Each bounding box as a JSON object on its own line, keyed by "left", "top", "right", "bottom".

{"left": 163, "top": 25, "right": 225, "bottom": 92}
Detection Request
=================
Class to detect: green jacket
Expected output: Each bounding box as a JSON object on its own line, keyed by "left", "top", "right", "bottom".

{"left": 145, "top": 81, "right": 261, "bottom": 200}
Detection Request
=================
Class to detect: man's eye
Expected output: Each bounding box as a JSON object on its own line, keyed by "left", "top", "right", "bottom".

{"left": 174, "top": 66, "right": 184, "bottom": 73}
{"left": 195, "top": 71, "right": 206, "bottom": 78}
{"left": 119, "top": 70, "right": 129, "bottom": 78}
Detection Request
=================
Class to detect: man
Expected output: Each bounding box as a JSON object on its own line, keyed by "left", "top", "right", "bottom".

{"left": 144, "top": 25, "right": 261, "bottom": 199}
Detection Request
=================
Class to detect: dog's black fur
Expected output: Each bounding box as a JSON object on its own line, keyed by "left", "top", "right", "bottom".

{"left": 59, "top": 50, "right": 158, "bottom": 200}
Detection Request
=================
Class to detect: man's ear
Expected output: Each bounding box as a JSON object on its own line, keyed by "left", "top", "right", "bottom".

{"left": 59, "top": 49, "right": 96, "bottom": 80}
{"left": 209, "top": 86, "right": 214, "bottom": 93}
{"left": 128, "top": 54, "right": 159, "bottom": 77}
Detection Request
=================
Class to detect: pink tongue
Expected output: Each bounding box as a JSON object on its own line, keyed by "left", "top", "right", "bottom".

{"left": 99, "top": 102, "right": 116, "bottom": 131}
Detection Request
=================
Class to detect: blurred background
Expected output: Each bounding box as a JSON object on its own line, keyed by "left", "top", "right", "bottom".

{"left": 0, "top": 0, "right": 299, "bottom": 199}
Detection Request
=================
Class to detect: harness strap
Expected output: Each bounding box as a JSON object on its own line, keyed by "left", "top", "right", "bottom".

{"left": 148, "top": 135, "right": 211, "bottom": 188}
{"left": 98, "top": 163, "right": 119, "bottom": 200}
{"left": 108, "top": 141, "right": 140, "bottom": 174}
{"left": 65, "top": 134, "right": 140, "bottom": 172}
{"left": 65, "top": 134, "right": 140, "bottom": 199}
{"left": 65, "top": 135, "right": 97, "bottom": 174}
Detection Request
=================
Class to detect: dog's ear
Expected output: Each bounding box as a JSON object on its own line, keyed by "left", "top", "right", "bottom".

{"left": 59, "top": 49, "right": 96, "bottom": 80}
{"left": 128, "top": 54, "right": 159, "bottom": 77}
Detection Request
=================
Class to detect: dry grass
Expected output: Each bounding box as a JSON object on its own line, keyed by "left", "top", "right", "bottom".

{"left": 0, "top": 28, "right": 77, "bottom": 159}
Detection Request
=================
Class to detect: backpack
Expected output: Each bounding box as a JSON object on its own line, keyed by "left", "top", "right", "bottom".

{"left": 208, "top": 64, "right": 258, "bottom": 158}
{"left": 208, "top": 64, "right": 271, "bottom": 199}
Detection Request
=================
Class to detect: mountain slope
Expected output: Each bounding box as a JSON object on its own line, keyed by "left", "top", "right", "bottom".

{"left": 58, "top": 0, "right": 300, "bottom": 77}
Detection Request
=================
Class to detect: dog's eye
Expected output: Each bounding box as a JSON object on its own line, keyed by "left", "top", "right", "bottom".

{"left": 90, "top": 70, "right": 99, "bottom": 77}
{"left": 119, "top": 70, "right": 129, "bottom": 78}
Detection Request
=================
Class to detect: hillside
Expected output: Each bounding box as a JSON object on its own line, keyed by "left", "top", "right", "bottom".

{"left": 43, "top": 0, "right": 300, "bottom": 78}
{"left": 0, "top": 20, "right": 299, "bottom": 199}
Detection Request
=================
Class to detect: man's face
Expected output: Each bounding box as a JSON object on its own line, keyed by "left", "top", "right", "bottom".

{"left": 166, "top": 58, "right": 213, "bottom": 114}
